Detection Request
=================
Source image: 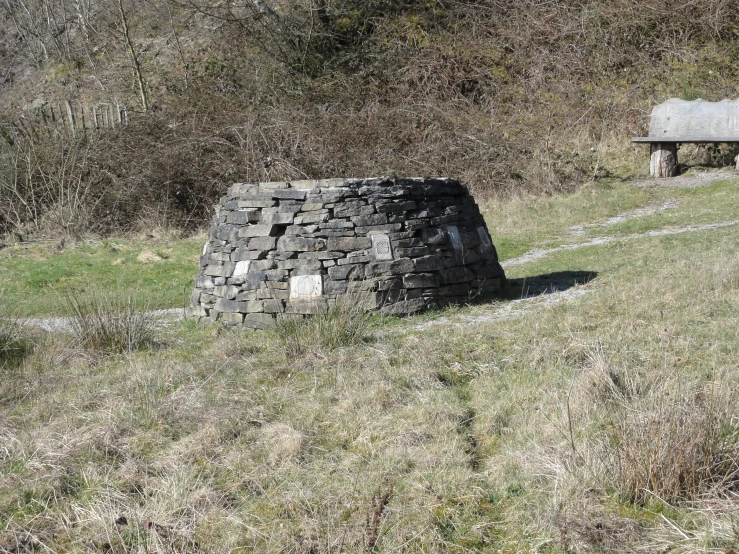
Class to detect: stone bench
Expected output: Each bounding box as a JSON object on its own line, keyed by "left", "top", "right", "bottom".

{"left": 632, "top": 98, "right": 739, "bottom": 177}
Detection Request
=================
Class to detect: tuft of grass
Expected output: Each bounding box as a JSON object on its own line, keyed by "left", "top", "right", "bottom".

{"left": 0, "top": 289, "right": 28, "bottom": 365}
{"left": 274, "top": 287, "right": 376, "bottom": 357}
{"left": 0, "top": 289, "right": 15, "bottom": 354}
{"left": 610, "top": 379, "right": 739, "bottom": 505}
{"left": 65, "top": 288, "right": 157, "bottom": 353}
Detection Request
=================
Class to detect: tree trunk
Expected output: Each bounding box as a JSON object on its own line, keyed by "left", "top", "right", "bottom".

{"left": 650, "top": 143, "right": 678, "bottom": 177}
{"left": 118, "top": 0, "right": 148, "bottom": 112}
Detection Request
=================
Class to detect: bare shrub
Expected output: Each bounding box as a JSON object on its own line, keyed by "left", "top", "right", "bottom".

{"left": 65, "top": 288, "right": 157, "bottom": 353}
{"left": 0, "top": 134, "right": 101, "bottom": 237}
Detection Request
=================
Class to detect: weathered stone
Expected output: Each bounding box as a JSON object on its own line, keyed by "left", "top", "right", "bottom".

{"left": 263, "top": 299, "right": 285, "bottom": 313}
{"left": 215, "top": 298, "right": 264, "bottom": 313}
{"left": 221, "top": 312, "right": 245, "bottom": 325}
{"left": 421, "top": 228, "right": 447, "bottom": 245}
{"left": 285, "top": 300, "right": 329, "bottom": 314}
{"left": 238, "top": 225, "right": 277, "bottom": 238}
{"left": 272, "top": 188, "right": 307, "bottom": 200}
{"left": 413, "top": 255, "right": 444, "bottom": 272}
{"left": 279, "top": 202, "right": 303, "bottom": 214}
{"left": 338, "top": 254, "right": 370, "bottom": 265}
{"left": 195, "top": 276, "right": 215, "bottom": 290}
{"left": 187, "top": 305, "right": 208, "bottom": 319}
{"left": 228, "top": 210, "right": 261, "bottom": 224}
{"left": 440, "top": 266, "right": 475, "bottom": 285}
{"left": 395, "top": 247, "right": 430, "bottom": 258}
{"left": 243, "top": 313, "right": 277, "bottom": 329}
{"left": 257, "top": 181, "right": 289, "bottom": 190}
{"left": 232, "top": 248, "right": 268, "bottom": 261}
{"left": 351, "top": 213, "right": 388, "bottom": 226}
{"left": 205, "top": 263, "right": 236, "bottom": 277}
{"left": 328, "top": 264, "right": 365, "bottom": 281}
{"left": 190, "top": 289, "right": 201, "bottom": 305}
{"left": 445, "top": 226, "right": 464, "bottom": 261}
{"left": 356, "top": 223, "right": 403, "bottom": 235}
{"left": 297, "top": 251, "right": 344, "bottom": 259}
{"left": 261, "top": 213, "right": 294, "bottom": 225}
{"left": 238, "top": 199, "right": 276, "bottom": 208}
{"left": 334, "top": 203, "right": 374, "bottom": 218}
{"left": 366, "top": 258, "right": 414, "bottom": 277}
{"left": 328, "top": 236, "right": 372, "bottom": 251}
{"left": 277, "top": 236, "right": 326, "bottom": 252}
{"left": 324, "top": 280, "right": 348, "bottom": 295}
{"left": 294, "top": 211, "right": 330, "bottom": 224}
{"left": 320, "top": 221, "right": 354, "bottom": 230}
{"left": 277, "top": 259, "right": 323, "bottom": 271}
{"left": 285, "top": 224, "right": 319, "bottom": 235}
{"left": 247, "top": 236, "right": 277, "bottom": 251}
{"left": 377, "top": 200, "right": 418, "bottom": 213}
{"left": 381, "top": 297, "right": 426, "bottom": 315}
{"left": 301, "top": 203, "right": 324, "bottom": 212}
{"left": 403, "top": 273, "right": 440, "bottom": 289}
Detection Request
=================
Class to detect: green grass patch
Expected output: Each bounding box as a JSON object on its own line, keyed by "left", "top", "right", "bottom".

{"left": 0, "top": 236, "right": 202, "bottom": 316}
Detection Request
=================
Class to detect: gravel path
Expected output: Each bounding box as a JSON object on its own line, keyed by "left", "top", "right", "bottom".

{"left": 503, "top": 219, "right": 739, "bottom": 268}
{"left": 566, "top": 197, "right": 679, "bottom": 236}
{"left": 18, "top": 308, "right": 185, "bottom": 334}
{"left": 632, "top": 168, "right": 738, "bottom": 189}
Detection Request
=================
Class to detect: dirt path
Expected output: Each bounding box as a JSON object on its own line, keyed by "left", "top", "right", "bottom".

{"left": 503, "top": 219, "right": 739, "bottom": 268}
{"left": 18, "top": 308, "right": 184, "bottom": 334}
{"left": 566, "top": 197, "right": 679, "bottom": 236}
{"left": 632, "top": 168, "right": 737, "bottom": 189}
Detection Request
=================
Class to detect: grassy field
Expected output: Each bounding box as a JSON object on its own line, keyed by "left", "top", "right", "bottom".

{"left": 2, "top": 175, "right": 739, "bottom": 552}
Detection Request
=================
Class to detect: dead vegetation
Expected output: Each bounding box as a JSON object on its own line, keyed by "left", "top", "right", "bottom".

{"left": 3, "top": 0, "right": 739, "bottom": 235}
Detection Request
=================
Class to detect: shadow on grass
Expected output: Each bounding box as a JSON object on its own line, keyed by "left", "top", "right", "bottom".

{"left": 501, "top": 270, "right": 598, "bottom": 301}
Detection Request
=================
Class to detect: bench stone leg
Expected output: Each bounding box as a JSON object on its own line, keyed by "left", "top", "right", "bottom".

{"left": 650, "top": 143, "right": 678, "bottom": 177}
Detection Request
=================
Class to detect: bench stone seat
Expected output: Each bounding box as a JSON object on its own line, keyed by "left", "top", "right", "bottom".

{"left": 632, "top": 98, "right": 739, "bottom": 177}
{"left": 631, "top": 136, "right": 739, "bottom": 144}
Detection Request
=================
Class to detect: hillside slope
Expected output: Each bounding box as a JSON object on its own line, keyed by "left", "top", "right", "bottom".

{"left": 2, "top": 0, "right": 739, "bottom": 234}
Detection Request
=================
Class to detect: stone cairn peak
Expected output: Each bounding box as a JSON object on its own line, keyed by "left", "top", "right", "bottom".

{"left": 188, "top": 177, "right": 505, "bottom": 328}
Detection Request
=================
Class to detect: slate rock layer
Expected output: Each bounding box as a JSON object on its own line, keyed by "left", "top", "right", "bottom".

{"left": 189, "top": 177, "right": 505, "bottom": 327}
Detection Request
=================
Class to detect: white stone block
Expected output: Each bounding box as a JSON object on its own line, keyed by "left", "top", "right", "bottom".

{"left": 289, "top": 275, "right": 323, "bottom": 300}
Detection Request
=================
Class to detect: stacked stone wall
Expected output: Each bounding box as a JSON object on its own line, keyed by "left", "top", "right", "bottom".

{"left": 189, "top": 177, "right": 505, "bottom": 328}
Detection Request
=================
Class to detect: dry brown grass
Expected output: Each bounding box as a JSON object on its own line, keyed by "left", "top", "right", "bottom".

{"left": 64, "top": 288, "right": 157, "bottom": 353}
{"left": 3, "top": 186, "right": 739, "bottom": 552}
{"left": 3, "top": 1, "right": 739, "bottom": 235}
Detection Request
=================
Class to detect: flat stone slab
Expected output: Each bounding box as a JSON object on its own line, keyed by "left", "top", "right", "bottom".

{"left": 371, "top": 234, "right": 393, "bottom": 261}
{"left": 289, "top": 275, "right": 323, "bottom": 300}
{"left": 633, "top": 98, "right": 739, "bottom": 141}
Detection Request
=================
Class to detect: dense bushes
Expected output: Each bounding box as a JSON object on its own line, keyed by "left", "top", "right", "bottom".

{"left": 2, "top": 0, "right": 739, "bottom": 235}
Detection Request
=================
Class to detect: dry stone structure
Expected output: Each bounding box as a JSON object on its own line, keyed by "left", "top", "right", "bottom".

{"left": 188, "top": 177, "right": 505, "bottom": 328}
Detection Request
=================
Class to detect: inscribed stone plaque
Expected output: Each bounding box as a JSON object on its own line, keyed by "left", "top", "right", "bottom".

{"left": 477, "top": 227, "right": 493, "bottom": 252}
{"left": 233, "top": 261, "right": 251, "bottom": 278}
{"left": 371, "top": 234, "right": 394, "bottom": 261}
{"left": 446, "top": 226, "right": 464, "bottom": 259}
{"left": 289, "top": 275, "right": 323, "bottom": 300}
